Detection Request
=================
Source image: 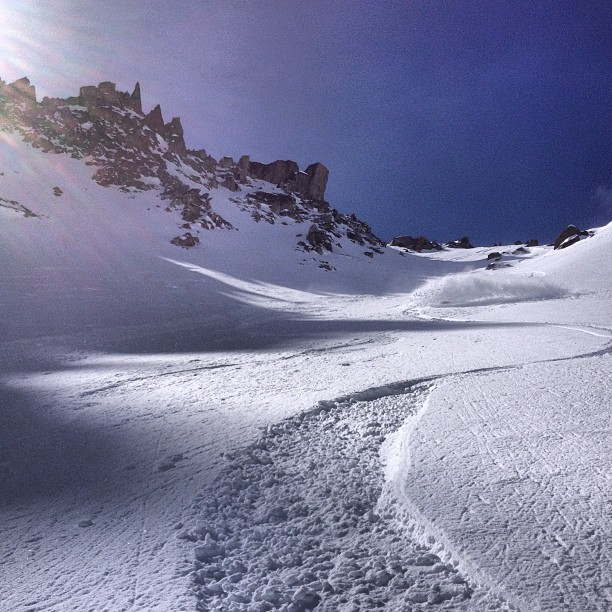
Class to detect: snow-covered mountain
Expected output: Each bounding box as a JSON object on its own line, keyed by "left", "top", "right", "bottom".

{"left": 1, "top": 76, "right": 611, "bottom": 612}
{"left": 0, "top": 77, "right": 382, "bottom": 256}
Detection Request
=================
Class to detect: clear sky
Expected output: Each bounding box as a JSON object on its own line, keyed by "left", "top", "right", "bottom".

{"left": 1, "top": 0, "right": 610, "bottom": 244}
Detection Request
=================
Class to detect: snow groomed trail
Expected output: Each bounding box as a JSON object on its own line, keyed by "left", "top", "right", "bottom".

{"left": 389, "top": 354, "right": 612, "bottom": 611}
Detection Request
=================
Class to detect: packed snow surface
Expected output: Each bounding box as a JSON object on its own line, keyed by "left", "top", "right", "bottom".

{"left": 1, "top": 136, "right": 611, "bottom": 611}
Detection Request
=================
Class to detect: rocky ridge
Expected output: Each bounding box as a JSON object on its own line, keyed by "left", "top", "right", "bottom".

{"left": 0, "top": 77, "right": 383, "bottom": 259}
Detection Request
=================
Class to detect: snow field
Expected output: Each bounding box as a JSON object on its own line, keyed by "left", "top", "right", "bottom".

{"left": 2, "top": 135, "right": 611, "bottom": 611}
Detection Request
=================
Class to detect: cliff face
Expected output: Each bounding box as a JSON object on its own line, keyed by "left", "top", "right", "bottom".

{"left": 0, "top": 77, "right": 383, "bottom": 256}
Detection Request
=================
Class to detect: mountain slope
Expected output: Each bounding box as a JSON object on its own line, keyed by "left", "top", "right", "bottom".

{"left": 0, "top": 77, "right": 383, "bottom": 261}
{"left": 1, "top": 76, "right": 611, "bottom": 612}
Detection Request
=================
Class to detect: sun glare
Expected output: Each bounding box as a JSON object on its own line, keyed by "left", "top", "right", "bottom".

{"left": 0, "top": 1, "right": 97, "bottom": 97}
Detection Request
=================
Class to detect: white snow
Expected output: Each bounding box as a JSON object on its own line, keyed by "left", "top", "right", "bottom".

{"left": 1, "top": 134, "right": 610, "bottom": 611}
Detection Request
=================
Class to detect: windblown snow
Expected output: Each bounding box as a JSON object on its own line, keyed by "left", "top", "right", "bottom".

{"left": 1, "top": 135, "right": 611, "bottom": 611}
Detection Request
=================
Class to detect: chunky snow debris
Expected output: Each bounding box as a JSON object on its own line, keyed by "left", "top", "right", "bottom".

{"left": 190, "top": 384, "right": 506, "bottom": 610}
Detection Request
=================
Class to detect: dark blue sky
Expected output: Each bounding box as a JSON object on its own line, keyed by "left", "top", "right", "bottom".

{"left": 2, "top": 0, "right": 610, "bottom": 244}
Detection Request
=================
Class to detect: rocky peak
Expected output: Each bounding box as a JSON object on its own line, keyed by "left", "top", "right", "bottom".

{"left": 164, "top": 117, "right": 186, "bottom": 156}
{"left": 145, "top": 104, "right": 165, "bottom": 132}
{"left": 0, "top": 75, "right": 384, "bottom": 260}
{"left": 131, "top": 82, "right": 142, "bottom": 115}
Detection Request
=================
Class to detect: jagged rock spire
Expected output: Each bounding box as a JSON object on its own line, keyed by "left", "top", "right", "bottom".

{"left": 145, "top": 104, "right": 164, "bottom": 132}
{"left": 131, "top": 82, "right": 142, "bottom": 115}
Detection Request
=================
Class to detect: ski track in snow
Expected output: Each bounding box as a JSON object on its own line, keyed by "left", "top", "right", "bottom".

{"left": 1, "top": 303, "right": 610, "bottom": 611}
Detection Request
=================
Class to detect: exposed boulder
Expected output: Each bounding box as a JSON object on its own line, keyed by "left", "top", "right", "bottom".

{"left": 554, "top": 225, "right": 592, "bottom": 250}
{"left": 170, "top": 232, "right": 199, "bottom": 248}
{"left": 446, "top": 236, "right": 474, "bottom": 249}
{"left": 221, "top": 175, "right": 240, "bottom": 192}
{"left": 307, "top": 223, "right": 334, "bottom": 253}
{"left": 390, "top": 235, "right": 442, "bottom": 252}
{"left": 252, "top": 191, "right": 296, "bottom": 215}
{"left": 487, "top": 251, "right": 502, "bottom": 260}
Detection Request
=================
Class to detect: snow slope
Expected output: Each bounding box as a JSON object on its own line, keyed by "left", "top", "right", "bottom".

{"left": 1, "top": 133, "right": 610, "bottom": 611}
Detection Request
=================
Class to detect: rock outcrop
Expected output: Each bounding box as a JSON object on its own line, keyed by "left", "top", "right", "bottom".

{"left": 248, "top": 160, "right": 299, "bottom": 186}
{"left": 247, "top": 159, "right": 329, "bottom": 201}
{"left": 7, "top": 77, "right": 37, "bottom": 102}
{"left": 302, "top": 163, "right": 329, "bottom": 200}
{"left": 389, "top": 235, "right": 442, "bottom": 252}
{"left": 445, "top": 236, "right": 474, "bottom": 249}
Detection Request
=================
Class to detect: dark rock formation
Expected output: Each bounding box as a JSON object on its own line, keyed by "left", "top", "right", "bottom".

{"left": 248, "top": 160, "right": 299, "bottom": 186}
{"left": 163, "top": 117, "right": 186, "bottom": 156}
{"left": 251, "top": 191, "right": 296, "bottom": 215}
{"left": 307, "top": 223, "right": 334, "bottom": 253}
{"left": 145, "top": 104, "right": 165, "bottom": 132}
{"left": 303, "top": 162, "right": 329, "bottom": 200}
{"left": 446, "top": 236, "right": 474, "bottom": 249}
{"left": 171, "top": 232, "right": 199, "bottom": 248}
{"left": 247, "top": 159, "right": 329, "bottom": 201}
{"left": 554, "top": 225, "right": 592, "bottom": 250}
{"left": 487, "top": 251, "right": 502, "bottom": 260}
{"left": 221, "top": 175, "right": 240, "bottom": 192}
{"left": 237, "top": 155, "right": 250, "bottom": 182}
{"left": 130, "top": 82, "right": 142, "bottom": 115}
{"left": 389, "top": 235, "right": 442, "bottom": 252}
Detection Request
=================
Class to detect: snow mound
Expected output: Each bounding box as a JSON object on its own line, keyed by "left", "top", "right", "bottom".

{"left": 517, "top": 221, "right": 612, "bottom": 294}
